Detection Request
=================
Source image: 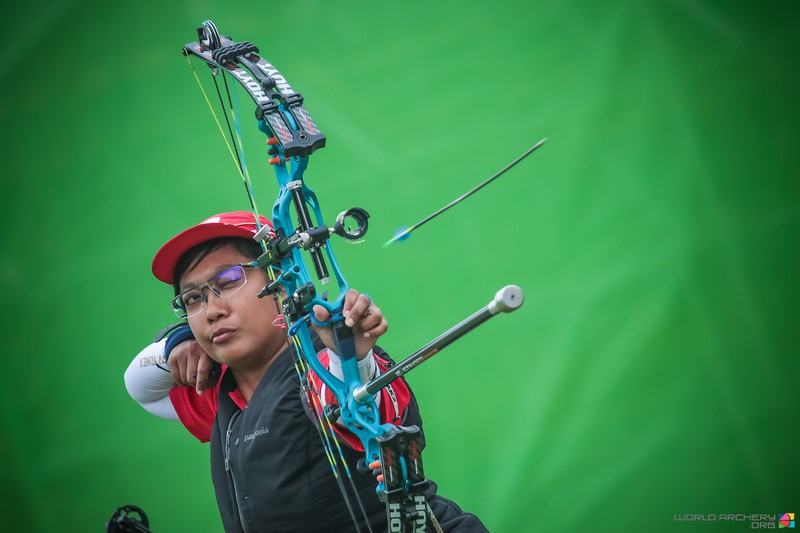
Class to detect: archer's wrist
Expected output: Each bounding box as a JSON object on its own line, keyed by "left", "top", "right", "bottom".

{"left": 163, "top": 323, "right": 195, "bottom": 363}
{"left": 327, "top": 348, "right": 378, "bottom": 382}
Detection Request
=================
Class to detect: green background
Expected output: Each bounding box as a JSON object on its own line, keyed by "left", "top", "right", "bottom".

{"left": 1, "top": 1, "right": 797, "bottom": 531}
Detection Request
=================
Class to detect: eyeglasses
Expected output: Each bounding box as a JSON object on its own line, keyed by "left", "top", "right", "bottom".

{"left": 171, "top": 263, "right": 256, "bottom": 319}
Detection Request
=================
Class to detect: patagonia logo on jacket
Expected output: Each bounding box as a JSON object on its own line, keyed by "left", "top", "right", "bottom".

{"left": 243, "top": 427, "right": 269, "bottom": 442}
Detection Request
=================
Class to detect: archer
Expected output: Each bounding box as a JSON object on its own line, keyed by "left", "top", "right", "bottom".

{"left": 123, "top": 211, "right": 489, "bottom": 532}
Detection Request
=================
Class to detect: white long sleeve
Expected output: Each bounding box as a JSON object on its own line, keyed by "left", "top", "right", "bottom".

{"left": 124, "top": 342, "right": 381, "bottom": 421}
{"left": 326, "top": 348, "right": 378, "bottom": 383}
{"left": 324, "top": 348, "right": 381, "bottom": 411}
{"left": 123, "top": 340, "right": 180, "bottom": 421}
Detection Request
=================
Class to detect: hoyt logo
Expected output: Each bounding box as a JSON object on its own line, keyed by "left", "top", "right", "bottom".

{"left": 413, "top": 495, "right": 426, "bottom": 531}
{"left": 388, "top": 498, "right": 427, "bottom": 532}
{"left": 231, "top": 70, "right": 272, "bottom": 103}
{"left": 388, "top": 502, "right": 401, "bottom": 532}
{"left": 256, "top": 62, "right": 295, "bottom": 94}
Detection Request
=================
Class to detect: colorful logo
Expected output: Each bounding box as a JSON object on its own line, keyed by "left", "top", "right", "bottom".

{"left": 780, "top": 513, "right": 795, "bottom": 528}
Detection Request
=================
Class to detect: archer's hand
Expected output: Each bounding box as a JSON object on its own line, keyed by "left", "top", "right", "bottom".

{"left": 168, "top": 339, "right": 220, "bottom": 395}
{"left": 312, "top": 289, "right": 388, "bottom": 359}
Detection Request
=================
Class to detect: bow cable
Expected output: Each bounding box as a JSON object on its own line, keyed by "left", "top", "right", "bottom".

{"left": 185, "top": 54, "right": 263, "bottom": 223}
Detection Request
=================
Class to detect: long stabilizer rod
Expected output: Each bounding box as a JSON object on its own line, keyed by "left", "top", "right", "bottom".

{"left": 353, "top": 285, "right": 524, "bottom": 402}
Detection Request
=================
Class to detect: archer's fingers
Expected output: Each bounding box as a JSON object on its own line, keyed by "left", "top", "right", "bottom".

{"left": 185, "top": 350, "right": 200, "bottom": 386}
{"left": 169, "top": 346, "right": 188, "bottom": 387}
{"left": 195, "top": 353, "right": 214, "bottom": 395}
{"left": 352, "top": 303, "right": 385, "bottom": 333}
{"left": 168, "top": 356, "right": 181, "bottom": 385}
{"left": 361, "top": 315, "right": 388, "bottom": 339}
{"left": 312, "top": 304, "right": 331, "bottom": 324}
{"left": 344, "top": 291, "right": 372, "bottom": 328}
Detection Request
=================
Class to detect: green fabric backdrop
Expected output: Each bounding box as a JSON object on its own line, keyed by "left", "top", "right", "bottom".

{"left": 1, "top": 1, "right": 797, "bottom": 531}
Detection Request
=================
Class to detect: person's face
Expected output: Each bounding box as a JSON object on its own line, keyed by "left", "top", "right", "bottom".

{"left": 180, "top": 242, "right": 284, "bottom": 370}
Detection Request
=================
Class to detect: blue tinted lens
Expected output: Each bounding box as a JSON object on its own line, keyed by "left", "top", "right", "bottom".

{"left": 214, "top": 265, "right": 246, "bottom": 291}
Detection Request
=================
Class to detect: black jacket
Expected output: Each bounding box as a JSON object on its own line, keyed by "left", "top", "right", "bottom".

{"left": 209, "top": 344, "right": 487, "bottom": 532}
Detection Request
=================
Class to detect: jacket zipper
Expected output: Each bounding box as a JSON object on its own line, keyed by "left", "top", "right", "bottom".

{"left": 225, "top": 410, "right": 250, "bottom": 533}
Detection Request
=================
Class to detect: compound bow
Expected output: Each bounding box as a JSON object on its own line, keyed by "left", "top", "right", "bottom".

{"left": 182, "top": 20, "right": 523, "bottom": 533}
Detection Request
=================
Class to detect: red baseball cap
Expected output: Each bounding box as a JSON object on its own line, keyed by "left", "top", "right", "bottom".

{"left": 152, "top": 211, "right": 273, "bottom": 284}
